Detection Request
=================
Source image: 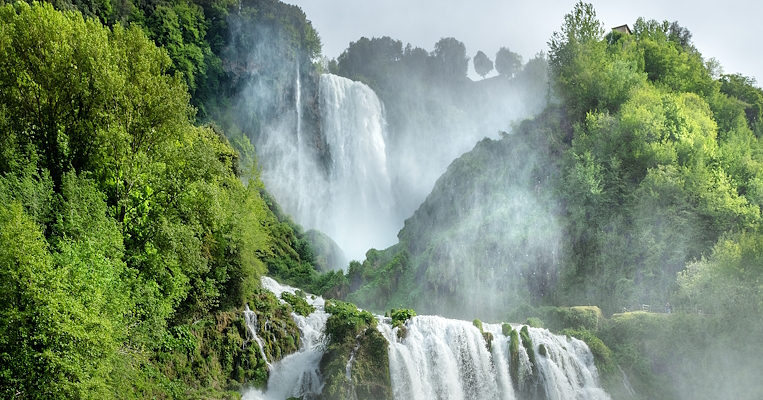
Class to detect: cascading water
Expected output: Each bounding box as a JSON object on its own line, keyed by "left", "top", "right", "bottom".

{"left": 378, "top": 317, "right": 611, "bottom": 400}
{"left": 243, "top": 304, "right": 271, "bottom": 369}
{"left": 379, "top": 316, "right": 507, "bottom": 399}
{"left": 257, "top": 73, "right": 398, "bottom": 262}
{"left": 243, "top": 278, "right": 610, "bottom": 400}
{"left": 527, "top": 327, "right": 611, "bottom": 400}
{"left": 295, "top": 61, "right": 305, "bottom": 213}
{"left": 317, "top": 74, "right": 397, "bottom": 261}
{"left": 243, "top": 277, "right": 329, "bottom": 400}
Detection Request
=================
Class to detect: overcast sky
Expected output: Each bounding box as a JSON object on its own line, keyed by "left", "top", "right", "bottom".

{"left": 286, "top": 0, "right": 761, "bottom": 85}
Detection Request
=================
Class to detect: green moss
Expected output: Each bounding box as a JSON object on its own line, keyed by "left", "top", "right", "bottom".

{"left": 525, "top": 317, "right": 544, "bottom": 328}
{"left": 351, "top": 328, "right": 393, "bottom": 400}
{"left": 320, "top": 300, "right": 391, "bottom": 399}
{"left": 281, "top": 291, "right": 316, "bottom": 316}
{"left": 509, "top": 328, "right": 520, "bottom": 389}
{"left": 473, "top": 319, "right": 484, "bottom": 332}
{"left": 538, "top": 344, "right": 547, "bottom": 357}
{"left": 502, "top": 323, "right": 512, "bottom": 336}
{"left": 520, "top": 326, "right": 537, "bottom": 375}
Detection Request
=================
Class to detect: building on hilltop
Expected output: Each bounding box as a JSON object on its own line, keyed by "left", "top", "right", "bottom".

{"left": 612, "top": 24, "right": 632, "bottom": 35}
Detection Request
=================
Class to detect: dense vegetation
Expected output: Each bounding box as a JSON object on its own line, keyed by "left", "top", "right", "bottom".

{"left": 3, "top": 0, "right": 763, "bottom": 398}
{"left": 0, "top": 1, "right": 324, "bottom": 397}
{"left": 332, "top": 3, "right": 763, "bottom": 399}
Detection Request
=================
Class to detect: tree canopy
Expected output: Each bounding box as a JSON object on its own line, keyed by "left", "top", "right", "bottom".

{"left": 473, "top": 50, "right": 494, "bottom": 78}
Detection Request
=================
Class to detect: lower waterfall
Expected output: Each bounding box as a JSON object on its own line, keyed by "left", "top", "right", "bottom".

{"left": 244, "top": 278, "right": 610, "bottom": 400}
{"left": 244, "top": 277, "right": 329, "bottom": 400}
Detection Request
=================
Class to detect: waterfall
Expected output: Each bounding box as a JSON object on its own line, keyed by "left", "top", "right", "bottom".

{"left": 379, "top": 316, "right": 505, "bottom": 399}
{"left": 379, "top": 317, "right": 611, "bottom": 400}
{"left": 243, "top": 304, "right": 271, "bottom": 370}
{"left": 528, "top": 327, "right": 611, "bottom": 400}
{"left": 315, "top": 74, "right": 397, "bottom": 261}
{"left": 295, "top": 61, "right": 305, "bottom": 213}
{"left": 257, "top": 73, "right": 399, "bottom": 262}
{"left": 243, "top": 277, "right": 329, "bottom": 400}
{"left": 243, "top": 278, "right": 611, "bottom": 400}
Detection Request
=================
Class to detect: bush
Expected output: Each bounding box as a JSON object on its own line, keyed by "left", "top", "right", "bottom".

{"left": 561, "top": 328, "right": 612, "bottom": 371}
{"left": 526, "top": 317, "right": 544, "bottom": 328}
{"left": 325, "top": 300, "right": 377, "bottom": 343}
{"left": 473, "top": 318, "right": 484, "bottom": 332}
{"left": 280, "top": 291, "right": 315, "bottom": 316}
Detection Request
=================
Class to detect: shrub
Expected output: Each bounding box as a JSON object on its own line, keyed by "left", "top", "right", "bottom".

{"left": 325, "top": 300, "right": 377, "bottom": 344}
{"left": 526, "top": 317, "right": 544, "bottom": 328}
{"left": 473, "top": 319, "right": 484, "bottom": 332}
{"left": 502, "top": 323, "right": 512, "bottom": 336}
{"left": 281, "top": 291, "right": 315, "bottom": 316}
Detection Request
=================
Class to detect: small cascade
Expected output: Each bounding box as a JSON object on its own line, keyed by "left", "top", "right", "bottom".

{"left": 618, "top": 365, "right": 636, "bottom": 396}
{"left": 295, "top": 61, "right": 305, "bottom": 213}
{"left": 242, "top": 277, "right": 611, "bottom": 400}
{"left": 243, "top": 277, "right": 329, "bottom": 400}
{"left": 378, "top": 316, "right": 505, "bottom": 399}
{"left": 379, "top": 317, "right": 611, "bottom": 400}
{"left": 243, "top": 304, "right": 271, "bottom": 369}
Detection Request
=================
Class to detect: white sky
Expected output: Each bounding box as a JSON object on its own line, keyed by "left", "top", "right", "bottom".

{"left": 287, "top": 0, "right": 761, "bottom": 85}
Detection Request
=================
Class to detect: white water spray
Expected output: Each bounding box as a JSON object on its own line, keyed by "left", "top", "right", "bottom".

{"left": 379, "top": 317, "right": 611, "bottom": 400}
{"left": 243, "top": 278, "right": 610, "bottom": 400}
{"left": 243, "top": 304, "right": 271, "bottom": 369}
{"left": 257, "top": 73, "right": 398, "bottom": 262}
{"left": 243, "top": 277, "right": 329, "bottom": 400}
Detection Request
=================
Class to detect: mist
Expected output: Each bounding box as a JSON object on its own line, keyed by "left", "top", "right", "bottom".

{"left": 229, "top": 28, "right": 549, "bottom": 262}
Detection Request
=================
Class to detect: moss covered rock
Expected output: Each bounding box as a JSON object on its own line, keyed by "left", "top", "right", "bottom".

{"left": 281, "top": 291, "right": 316, "bottom": 316}
{"left": 320, "top": 300, "right": 392, "bottom": 399}
{"left": 509, "top": 328, "right": 520, "bottom": 389}
{"left": 520, "top": 326, "right": 537, "bottom": 375}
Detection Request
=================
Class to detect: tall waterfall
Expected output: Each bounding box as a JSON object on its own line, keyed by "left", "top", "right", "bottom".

{"left": 318, "top": 74, "right": 397, "bottom": 260}
{"left": 257, "top": 73, "right": 398, "bottom": 262}
{"left": 244, "top": 278, "right": 611, "bottom": 400}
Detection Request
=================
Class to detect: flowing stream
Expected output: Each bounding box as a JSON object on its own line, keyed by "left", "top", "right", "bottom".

{"left": 243, "top": 278, "right": 610, "bottom": 400}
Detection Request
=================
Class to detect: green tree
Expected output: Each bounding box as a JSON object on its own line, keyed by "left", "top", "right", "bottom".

{"left": 0, "top": 201, "right": 123, "bottom": 398}
{"left": 473, "top": 50, "right": 493, "bottom": 79}
{"left": 432, "top": 37, "right": 469, "bottom": 80}
{"left": 495, "top": 46, "right": 522, "bottom": 78}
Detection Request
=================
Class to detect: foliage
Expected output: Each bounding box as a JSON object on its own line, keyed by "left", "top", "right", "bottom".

{"left": 281, "top": 291, "right": 316, "bottom": 316}
{"left": 391, "top": 308, "right": 416, "bottom": 327}
{"left": 432, "top": 37, "right": 469, "bottom": 80}
{"left": 0, "top": 202, "right": 120, "bottom": 398}
{"left": 0, "top": 2, "right": 317, "bottom": 396}
{"left": 473, "top": 50, "right": 494, "bottom": 78}
{"left": 495, "top": 46, "right": 523, "bottom": 78}
{"left": 525, "top": 317, "right": 544, "bottom": 328}
{"left": 321, "top": 300, "right": 391, "bottom": 400}
{"left": 324, "top": 300, "right": 377, "bottom": 343}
